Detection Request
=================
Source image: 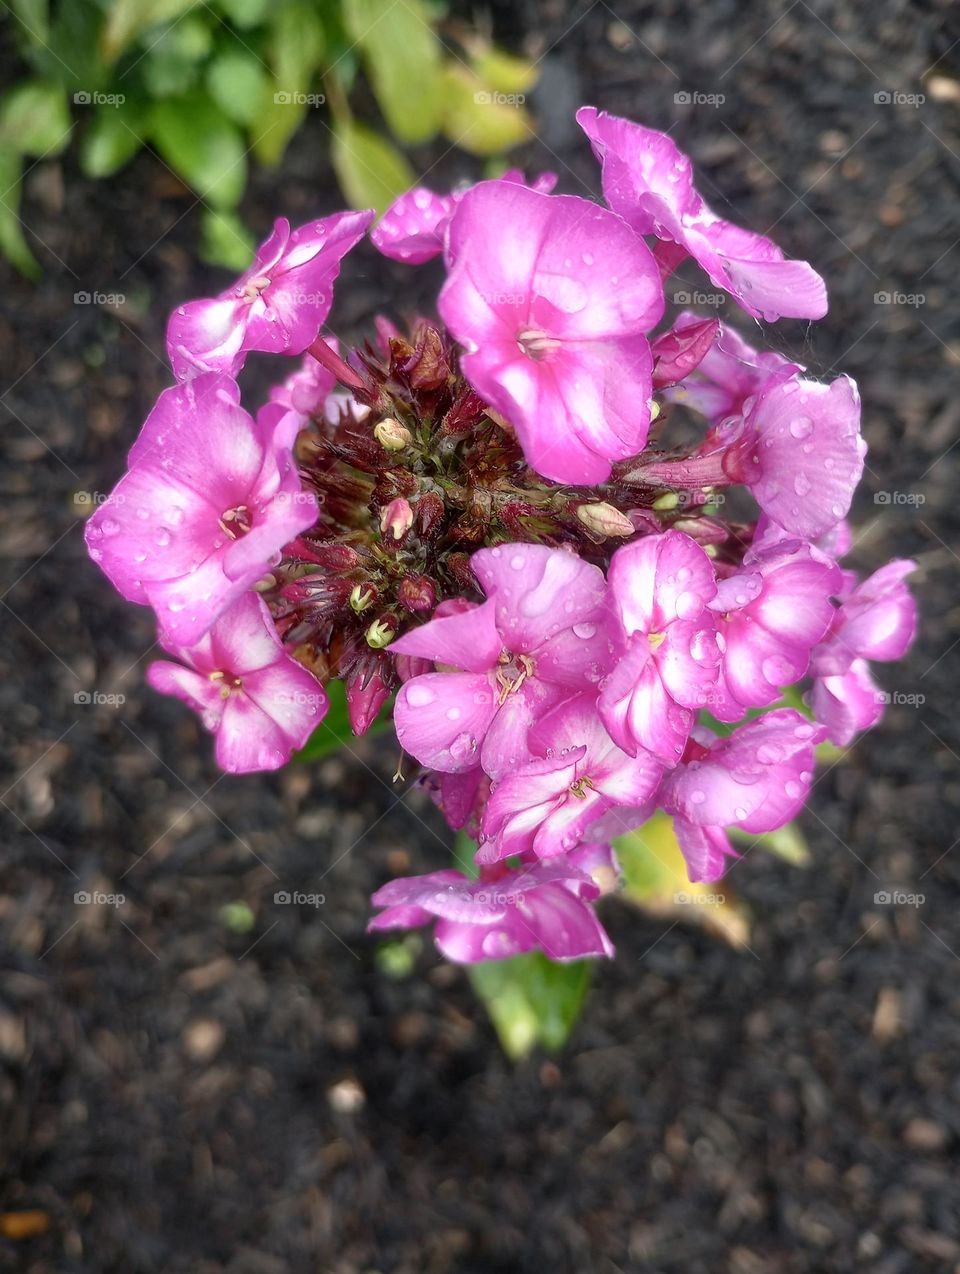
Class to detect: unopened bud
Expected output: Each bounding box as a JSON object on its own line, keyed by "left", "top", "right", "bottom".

{"left": 576, "top": 502, "right": 635, "bottom": 538}
{"left": 350, "top": 584, "right": 377, "bottom": 613}
{"left": 365, "top": 617, "right": 396, "bottom": 649}
{"left": 346, "top": 666, "right": 392, "bottom": 736}
{"left": 374, "top": 417, "right": 412, "bottom": 451}
{"left": 398, "top": 573, "right": 437, "bottom": 613}
{"left": 652, "top": 491, "right": 681, "bottom": 511}
{"left": 380, "top": 497, "right": 414, "bottom": 541}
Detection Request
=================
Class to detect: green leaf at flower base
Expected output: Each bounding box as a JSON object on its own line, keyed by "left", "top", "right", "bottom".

{"left": 79, "top": 100, "right": 147, "bottom": 178}
{"left": 0, "top": 146, "right": 40, "bottom": 277}
{"left": 469, "top": 952, "right": 592, "bottom": 1060}
{"left": 344, "top": 0, "right": 442, "bottom": 144}
{"left": 439, "top": 65, "right": 535, "bottom": 157}
{"left": 728, "top": 820, "right": 812, "bottom": 867}
{"left": 199, "top": 207, "right": 255, "bottom": 269}
{"left": 0, "top": 80, "right": 72, "bottom": 157}
{"left": 614, "top": 811, "right": 752, "bottom": 949}
{"left": 149, "top": 91, "right": 247, "bottom": 208}
{"left": 293, "top": 679, "right": 394, "bottom": 763}
{"left": 331, "top": 119, "right": 417, "bottom": 215}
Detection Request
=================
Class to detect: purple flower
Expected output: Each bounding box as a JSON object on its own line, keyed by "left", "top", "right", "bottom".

{"left": 85, "top": 374, "right": 318, "bottom": 646}
{"left": 146, "top": 593, "right": 327, "bottom": 772}
{"left": 663, "top": 709, "right": 826, "bottom": 879}
{"left": 577, "top": 107, "right": 828, "bottom": 321}
{"left": 707, "top": 542, "right": 841, "bottom": 721}
{"left": 808, "top": 559, "right": 916, "bottom": 744}
{"left": 166, "top": 212, "right": 373, "bottom": 381}
{"left": 665, "top": 313, "right": 799, "bottom": 423}
{"left": 392, "top": 544, "right": 613, "bottom": 778}
{"left": 268, "top": 349, "right": 338, "bottom": 421}
{"left": 370, "top": 169, "right": 558, "bottom": 264}
{"left": 368, "top": 843, "right": 617, "bottom": 963}
{"left": 437, "top": 181, "right": 665, "bottom": 483}
{"left": 600, "top": 530, "right": 722, "bottom": 763}
{"left": 479, "top": 694, "right": 664, "bottom": 863}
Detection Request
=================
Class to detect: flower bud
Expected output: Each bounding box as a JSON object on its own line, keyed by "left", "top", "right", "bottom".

{"left": 380, "top": 497, "right": 414, "bottom": 541}
{"left": 346, "top": 665, "right": 392, "bottom": 735}
{"left": 374, "top": 417, "right": 413, "bottom": 451}
{"left": 652, "top": 491, "right": 681, "bottom": 511}
{"left": 398, "top": 573, "right": 437, "bottom": 613}
{"left": 576, "top": 501, "right": 635, "bottom": 538}
{"left": 350, "top": 584, "right": 377, "bottom": 613}
{"left": 415, "top": 491, "right": 445, "bottom": 539}
{"left": 365, "top": 617, "right": 396, "bottom": 649}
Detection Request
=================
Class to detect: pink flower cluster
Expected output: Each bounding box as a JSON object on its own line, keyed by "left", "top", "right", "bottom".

{"left": 85, "top": 108, "right": 917, "bottom": 964}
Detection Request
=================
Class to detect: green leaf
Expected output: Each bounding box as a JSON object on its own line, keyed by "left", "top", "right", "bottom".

{"left": 729, "top": 820, "right": 811, "bottom": 867}
{"left": 344, "top": 0, "right": 442, "bottom": 144}
{"left": 452, "top": 828, "right": 480, "bottom": 879}
{"left": 331, "top": 119, "right": 416, "bottom": 215}
{"left": 0, "top": 147, "right": 40, "bottom": 277}
{"left": 0, "top": 80, "right": 71, "bottom": 157}
{"left": 149, "top": 91, "right": 247, "bottom": 208}
{"left": 293, "top": 679, "right": 394, "bottom": 763}
{"left": 470, "top": 44, "right": 539, "bottom": 96}
{"left": 10, "top": 0, "right": 50, "bottom": 47}
{"left": 216, "top": 0, "right": 272, "bottom": 28}
{"left": 206, "top": 51, "right": 270, "bottom": 127}
{"left": 249, "top": 1, "right": 326, "bottom": 166}
{"left": 439, "top": 64, "right": 534, "bottom": 157}
{"left": 101, "top": 0, "right": 200, "bottom": 64}
{"left": 199, "top": 206, "right": 255, "bottom": 269}
{"left": 79, "top": 100, "right": 146, "bottom": 178}
{"left": 470, "top": 952, "right": 592, "bottom": 1060}
{"left": 140, "top": 16, "right": 214, "bottom": 98}
{"left": 614, "top": 812, "right": 752, "bottom": 949}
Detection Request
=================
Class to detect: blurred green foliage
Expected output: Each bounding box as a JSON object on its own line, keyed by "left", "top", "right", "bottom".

{"left": 1, "top": 0, "right": 539, "bottom": 275}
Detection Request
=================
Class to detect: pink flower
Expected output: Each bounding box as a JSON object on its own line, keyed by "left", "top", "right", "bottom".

{"left": 600, "top": 530, "right": 722, "bottom": 763}
{"left": 370, "top": 169, "right": 557, "bottom": 264}
{"left": 268, "top": 350, "right": 337, "bottom": 421}
{"left": 166, "top": 211, "right": 373, "bottom": 381}
{"left": 577, "top": 107, "right": 828, "bottom": 321}
{"left": 665, "top": 313, "right": 799, "bottom": 422}
{"left": 146, "top": 593, "right": 327, "bottom": 772}
{"left": 85, "top": 374, "right": 318, "bottom": 646}
{"left": 808, "top": 559, "right": 916, "bottom": 744}
{"left": 368, "top": 844, "right": 617, "bottom": 963}
{"left": 707, "top": 542, "right": 841, "bottom": 721}
{"left": 437, "top": 181, "right": 665, "bottom": 483}
{"left": 479, "top": 694, "right": 664, "bottom": 863}
{"left": 663, "top": 709, "right": 826, "bottom": 879}
{"left": 392, "top": 544, "right": 613, "bottom": 778}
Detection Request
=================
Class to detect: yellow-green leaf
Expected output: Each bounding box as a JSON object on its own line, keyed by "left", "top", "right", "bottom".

{"left": 729, "top": 821, "right": 812, "bottom": 867}
{"left": 199, "top": 207, "right": 255, "bottom": 269}
{"left": 439, "top": 65, "right": 534, "bottom": 157}
{"left": 0, "top": 147, "right": 40, "bottom": 277}
{"left": 614, "top": 812, "right": 752, "bottom": 949}
{"left": 101, "top": 0, "right": 198, "bottom": 64}
{"left": 344, "top": 0, "right": 442, "bottom": 144}
{"left": 470, "top": 43, "right": 539, "bottom": 95}
{"left": 0, "top": 80, "right": 71, "bottom": 157}
{"left": 331, "top": 119, "right": 416, "bottom": 215}
{"left": 469, "top": 952, "right": 592, "bottom": 1060}
{"left": 79, "top": 101, "right": 145, "bottom": 178}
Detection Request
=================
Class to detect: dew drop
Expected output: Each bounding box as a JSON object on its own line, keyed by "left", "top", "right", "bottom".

{"left": 405, "top": 683, "right": 436, "bottom": 708}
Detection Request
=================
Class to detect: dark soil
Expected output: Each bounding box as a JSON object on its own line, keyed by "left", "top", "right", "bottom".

{"left": 2, "top": 2, "right": 959, "bottom": 1271}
